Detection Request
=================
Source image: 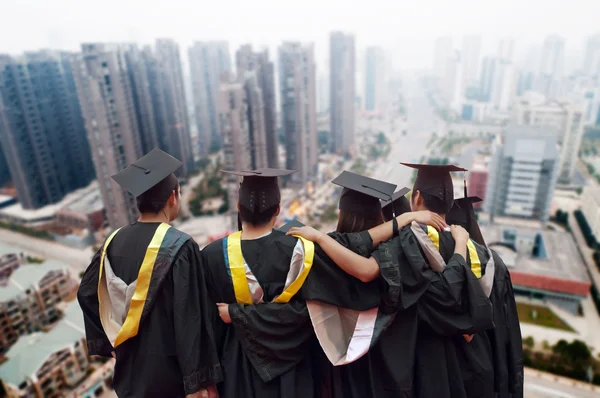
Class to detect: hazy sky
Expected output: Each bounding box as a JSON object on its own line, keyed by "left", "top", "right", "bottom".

{"left": 1, "top": 0, "right": 599, "bottom": 70}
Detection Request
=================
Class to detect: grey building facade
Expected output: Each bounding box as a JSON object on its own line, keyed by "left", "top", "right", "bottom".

{"left": 279, "top": 42, "right": 317, "bottom": 184}
{"left": 484, "top": 125, "right": 559, "bottom": 224}
{"left": 188, "top": 42, "right": 231, "bottom": 155}
{"left": 0, "top": 141, "right": 10, "bottom": 187}
{"left": 330, "top": 32, "right": 355, "bottom": 154}
{"left": 72, "top": 44, "right": 142, "bottom": 228}
{"left": 0, "top": 52, "right": 95, "bottom": 209}
{"left": 236, "top": 45, "right": 278, "bottom": 168}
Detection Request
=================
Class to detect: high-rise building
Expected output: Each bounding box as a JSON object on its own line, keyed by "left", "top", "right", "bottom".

{"left": 539, "top": 35, "right": 565, "bottom": 80}
{"left": 235, "top": 45, "right": 278, "bottom": 168}
{"left": 517, "top": 71, "right": 535, "bottom": 96}
{"left": 364, "top": 46, "right": 387, "bottom": 112}
{"left": 583, "top": 33, "right": 600, "bottom": 78}
{"left": 188, "top": 41, "right": 231, "bottom": 154}
{"left": 0, "top": 52, "right": 95, "bottom": 209}
{"left": 513, "top": 92, "right": 585, "bottom": 182}
{"left": 461, "top": 35, "right": 481, "bottom": 88}
{"left": 491, "top": 61, "right": 516, "bottom": 111}
{"left": 480, "top": 57, "right": 497, "bottom": 102}
{"left": 484, "top": 125, "right": 559, "bottom": 224}
{"left": 317, "top": 73, "right": 329, "bottom": 114}
{"left": 445, "top": 51, "right": 464, "bottom": 113}
{"left": 125, "top": 40, "right": 193, "bottom": 176}
{"left": 433, "top": 36, "right": 453, "bottom": 80}
{"left": 218, "top": 78, "right": 251, "bottom": 174}
{"left": 0, "top": 147, "right": 9, "bottom": 187}
{"left": 72, "top": 43, "right": 142, "bottom": 228}
{"left": 279, "top": 42, "right": 317, "bottom": 183}
{"left": 330, "top": 32, "right": 355, "bottom": 154}
{"left": 497, "top": 38, "right": 515, "bottom": 62}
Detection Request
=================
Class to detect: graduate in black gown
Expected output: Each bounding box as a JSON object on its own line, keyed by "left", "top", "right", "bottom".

{"left": 288, "top": 163, "right": 496, "bottom": 398}
{"left": 447, "top": 197, "right": 524, "bottom": 398}
{"left": 77, "top": 149, "right": 222, "bottom": 398}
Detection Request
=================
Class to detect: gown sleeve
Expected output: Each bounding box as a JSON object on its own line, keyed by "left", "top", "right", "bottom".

{"left": 227, "top": 301, "right": 314, "bottom": 382}
{"left": 172, "top": 241, "right": 223, "bottom": 394}
{"left": 77, "top": 248, "right": 114, "bottom": 358}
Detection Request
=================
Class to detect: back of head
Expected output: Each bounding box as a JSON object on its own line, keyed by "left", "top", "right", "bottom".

{"left": 336, "top": 209, "right": 383, "bottom": 233}
{"left": 136, "top": 174, "right": 179, "bottom": 214}
{"left": 237, "top": 175, "right": 280, "bottom": 227}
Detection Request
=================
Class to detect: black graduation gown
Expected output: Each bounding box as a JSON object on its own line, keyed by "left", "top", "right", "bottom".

{"left": 77, "top": 223, "right": 222, "bottom": 398}
{"left": 202, "top": 229, "right": 381, "bottom": 398}
{"left": 485, "top": 250, "right": 524, "bottom": 398}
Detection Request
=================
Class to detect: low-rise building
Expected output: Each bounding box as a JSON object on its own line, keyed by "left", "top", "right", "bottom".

{"left": 0, "top": 261, "right": 71, "bottom": 354}
{"left": 0, "top": 302, "right": 89, "bottom": 398}
{"left": 0, "top": 244, "right": 22, "bottom": 283}
{"left": 481, "top": 222, "right": 591, "bottom": 314}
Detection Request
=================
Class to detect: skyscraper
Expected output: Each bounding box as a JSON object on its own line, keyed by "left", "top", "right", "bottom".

{"left": 72, "top": 43, "right": 142, "bottom": 228}
{"left": 317, "top": 72, "right": 329, "bottom": 114}
{"left": 218, "top": 78, "right": 251, "bottom": 174}
{"left": 491, "top": 61, "right": 516, "bottom": 111}
{"left": 433, "top": 36, "right": 454, "bottom": 81}
{"left": 364, "top": 46, "right": 386, "bottom": 112}
{"left": 461, "top": 35, "right": 481, "bottom": 88}
{"left": 445, "top": 51, "right": 464, "bottom": 113}
{"left": 0, "top": 51, "right": 95, "bottom": 209}
{"left": 279, "top": 42, "right": 317, "bottom": 183}
{"left": 513, "top": 92, "right": 585, "bottom": 182}
{"left": 330, "top": 32, "right": 355, "bottom": 154}
{"left": 583, "top": 33, "right": 600, "bottom": 78}
{"left": 539, "top": 35, "right": 565, "bottom": 80}
{"left": 125, "top": 40, "right": 194, "bottom": 176}
{"left": 480, "top": 57, "right": 497, "bottom": 102}
{"left": 0, "top": 150, "right": 9, "bottom": 187}
{"left": 497, "top": 38, "right": 515, "bottom": 62}
{"left": 484, "top": 125, "right": 559, "bottom": 224}
{"left": 235, "top": 45, "right": 278, "bottom": 168}
{"left": 188, "top": 41, "right": 231, "bottom": 154}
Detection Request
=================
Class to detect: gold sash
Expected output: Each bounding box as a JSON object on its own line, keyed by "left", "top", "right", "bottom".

{"left": 426, "top": 225, "right": 482, "bottom": 278}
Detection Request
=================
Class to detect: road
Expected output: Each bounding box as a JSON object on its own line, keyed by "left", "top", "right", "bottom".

{"left": 524, "top": 368, "right": 600, "bottom": 397}
{"left": 370, "top": 71, "right": 438, "bottom": 189}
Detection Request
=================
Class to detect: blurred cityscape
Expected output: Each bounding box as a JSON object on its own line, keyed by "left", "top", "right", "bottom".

{"left": 2, "top": 13, "right": 600, "bottom": 398}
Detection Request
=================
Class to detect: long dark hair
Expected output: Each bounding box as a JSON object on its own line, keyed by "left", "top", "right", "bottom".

{"left": 336, "top": 209, "right": 384, "bottom": 233}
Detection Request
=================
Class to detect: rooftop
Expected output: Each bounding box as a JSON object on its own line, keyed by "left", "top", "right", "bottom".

{"left": 481, "top": 223, "right": 591, "bottom": 296}
{"left": 0, "top": 260, "right": 67, "bottom": 302}
{"left": 0, "top": 302, "right": 85, "bottom": 388}
{"left": 0, "top": 242, "right": 19, "bottom": 258}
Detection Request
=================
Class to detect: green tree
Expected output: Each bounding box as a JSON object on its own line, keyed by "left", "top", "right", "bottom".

{"left": 523, "top": 336, "right": 535, "bottom": 349}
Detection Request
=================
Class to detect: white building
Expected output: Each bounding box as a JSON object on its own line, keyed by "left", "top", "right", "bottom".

{"left": 445, "top": 51, "right": 464, "bottom": 113}
{"left": 461, "top": 35, "right": 481, "bottom": 89}
{"left": 364, "top": 46, "right": 387, "bottom": 112}
{"left": 581, "top": 184, "right": 600, "bottom": 239}
{"left": 433, "top": 36, "right": 453, "bottom": 80}
{"left": 583, "top": 33, "right": 600, "bottom": 78}
{"left": 539, "top": 35, "right": 565, "bottom": 80}
{"left": 484, "top": 125, "right": 559, "bottom": 224}
{"left": 513, "top": 92, "right": 586, "bottom": 182}
{"left": 498, "top": 37, "right": 515, "bottom": 62}
{"left": 491, "top": 61, "right": 516, "bottom": 111}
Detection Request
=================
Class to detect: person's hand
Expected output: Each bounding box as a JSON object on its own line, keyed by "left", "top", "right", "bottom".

{"left": 217, "top": 303, "right": 231, "bottom": 324}
{"left": 186, "top": 385, "right": 219, "bottom": 398}
{"left": 286, "top": 226, "right": 325, "bottom": 243}
{"left": 410, "top": 211, "right": 448, "bottom": 231}
{"left": 450, "top": 225, "right": 469, "bottom": 244}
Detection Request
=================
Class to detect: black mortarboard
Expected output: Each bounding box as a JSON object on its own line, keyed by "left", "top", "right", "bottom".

{"left": 331, "top": 171, "right": 396, "bottom": 218}
{"left": 277, "top": 219, "right": 305, "bottom": 233}
{"left": 401, "top": 163, "right": 467, "bottom": 214}
{"left": 381, "top": 187, "right": 411, "bottom": 222}
{"left": 446, "top": 196, "right": 485, "bottom": 246}
{"left": 221, "top": 168, "right": 296, "bottom": 213}
{"left": 112, "top": 148, "right": 182, "bottom": 197}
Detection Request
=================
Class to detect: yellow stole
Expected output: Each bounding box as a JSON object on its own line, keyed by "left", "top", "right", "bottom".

{"left": 425, "top": 225, "right": 482, "bottom": 278}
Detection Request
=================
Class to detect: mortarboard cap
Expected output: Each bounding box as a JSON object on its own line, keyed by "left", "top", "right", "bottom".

{"left": 331, "top": 171, "right": 396, "bottom": 218}
{"left": 401, "top": 163, "right": 467, "bottom": 214}
{"left": 446, "top": 196, "right": 485, "bottom": 246}
{"left": 112, "top": 148, "right": 182, "bottom": 197}
{"left": 277, "top": 219, "right": 305, "bottom": 233}
{"left": 222, "top": 168, "right": 296, "bottom": 213}
{"left": 381, "top": 187, "right": 411, "bottom": 222}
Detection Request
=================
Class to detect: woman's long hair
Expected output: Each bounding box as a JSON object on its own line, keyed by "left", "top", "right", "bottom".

{"left": 335, "top": 209, "right": 384, "bottom": 233}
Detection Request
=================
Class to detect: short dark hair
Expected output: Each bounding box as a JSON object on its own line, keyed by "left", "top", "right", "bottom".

{"left": 418, "top": 191, "right": 450, "bottom": 215}
{"left": 136, "top": 175, "right": 179, "bottom": 214}
{"left": 336, "top": 209, "right": 384, "bottom": 233}
{"left": 238, "top": 204, "right": 279, "bottom": 227}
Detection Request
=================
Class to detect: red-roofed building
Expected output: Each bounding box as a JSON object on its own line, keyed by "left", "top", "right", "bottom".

{"left": 510, "top": 271, "right": 591, "bottom": 297}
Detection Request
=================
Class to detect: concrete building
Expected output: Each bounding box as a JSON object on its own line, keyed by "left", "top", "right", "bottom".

{"left": 497, "top": 37, "right": 515, "bottom": 62}
{"left": 0, "top": 150, "right": 9, "bottom": 187}
{"left": 468, "top": 160, "right": 488, "bottom": 208}
{"left": 445, "top": 51, "right": 464, "bottom": 113}
{"left": 482, "top": 223, "right": 590, "bottom": 314}
{"left": 72, "top": 44, "right": 142, "bottom": 229}
{"left": 433, "top": 36, "right": 453, "bottom": 80}
{"left": 517, "top": 71, "right": 535, "bottom": 96}
{"left": 484, "top": 125, "right": 559, "bottom": 224}
{"left": 491, "top": 61, "right": 516, "bottom": 111}
{"left": 461, "top": 35, "right": 481, "bottom": 88}
{"left": 583, "top": 33, "right": 600, "bottom": 78}
{"left": 317, "top": 72, "right": 329, "bottom": 114}
{"left": 0, "top": 52, "right": 95, "bottom": 210}
{"left": 55, "top": 181, "right": 104, "bottom": 232}
{"left": 540, "top": 35, "right": 565, "bottom": 79}
{"left": 364, "top": 46, "right": 386, "bottom": 112}
{"left": 0, "top": 302, "right": 89, "bottom": 398}
{"left": 513, "top": 92, "right": 586, "bottom": 182}
{"left": 279, "top": 42, "right": 318, "bottom": 184}
{"left": 0, "top": 243, "right": 22, "bottom": 283}
{"left": 236, "top": 45, "right": 278, "bottom": 168}
{"left": 480, "top": 57, "right": 497, "bottom": 102}
{"left": 188, "top": 41, "right": 231, "bottom": 154}
{"left": 581, "top": 184, "right": 600, "bottom": 239}
{"left": 218, "top": 79, "right": 251, "bottom": 175}
{"left": 330, "top": 32, "right": 355, "bottom": 154}
{"left": 0, "top": 261, "right": 71, "bottom": 354}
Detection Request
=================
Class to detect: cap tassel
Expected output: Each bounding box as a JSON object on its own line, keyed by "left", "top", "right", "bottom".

{"left": 463, "top": 172, "right": 467, "bottom": 198}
